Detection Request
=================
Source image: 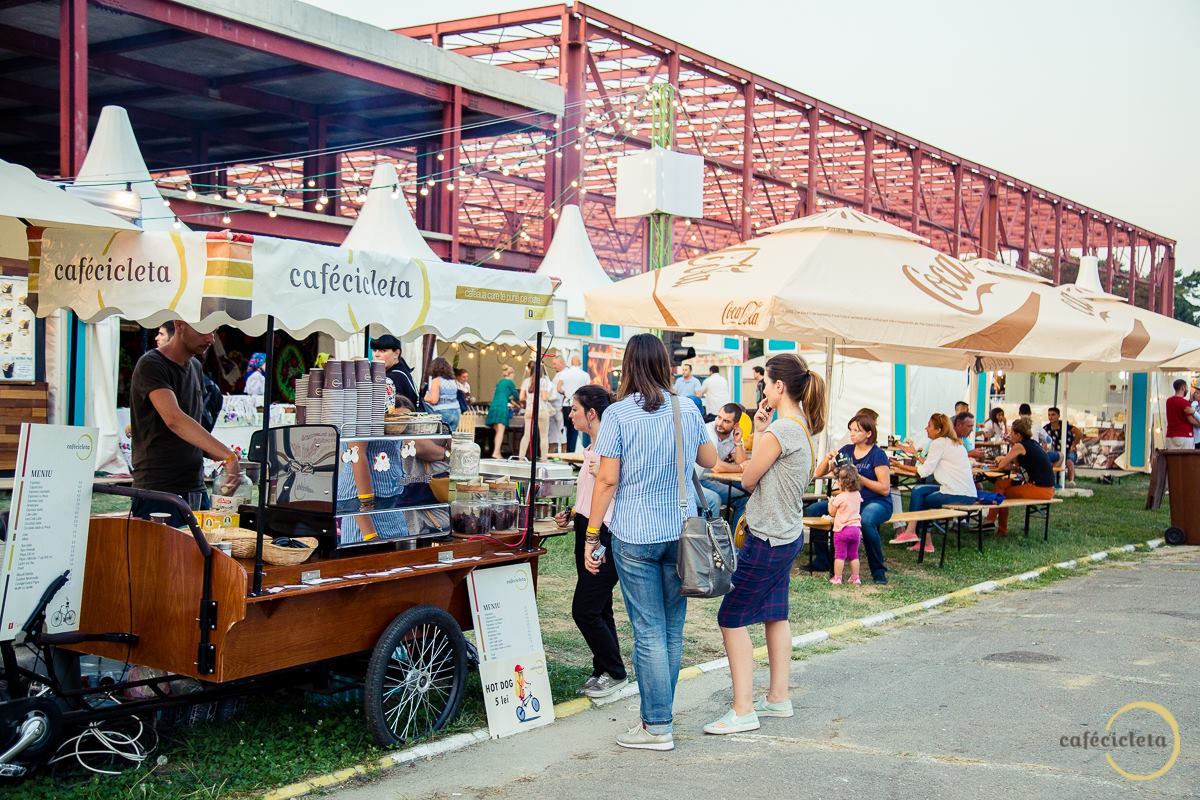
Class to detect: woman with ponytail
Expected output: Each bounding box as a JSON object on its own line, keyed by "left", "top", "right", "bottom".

{"left": 703, "top": 354, "right": 824, "bottom": 735}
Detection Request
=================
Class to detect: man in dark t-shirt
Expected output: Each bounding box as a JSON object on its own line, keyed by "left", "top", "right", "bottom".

{"left": 129, "top": 321, "right": 240, "bottom": 525}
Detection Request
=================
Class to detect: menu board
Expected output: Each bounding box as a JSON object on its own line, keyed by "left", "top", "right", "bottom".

{"left": 467, "top": 563, "right": 555, "bottom": 738}
{"left": 0, "top": 275, "right": 36, "bottom": 382}
{"left": 0, "top": 424, "right": 98, "bottom": 640}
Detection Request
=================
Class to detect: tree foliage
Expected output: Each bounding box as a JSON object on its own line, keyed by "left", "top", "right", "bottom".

{"left": 1175, "top": 268, "right": 1200, "bottom": 326}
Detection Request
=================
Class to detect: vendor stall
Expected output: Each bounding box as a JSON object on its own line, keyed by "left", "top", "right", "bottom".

{"left": 1, "top": 208, "right": 562, "bottom": 776}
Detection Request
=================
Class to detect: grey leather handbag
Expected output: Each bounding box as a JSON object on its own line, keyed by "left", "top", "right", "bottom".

{"left": 670, "top": 394, "right": 737, "bottom": 598}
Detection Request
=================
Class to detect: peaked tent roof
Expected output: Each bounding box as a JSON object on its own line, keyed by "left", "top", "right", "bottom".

{"left": 536, "top": 204, "right": 612, "bottom": 319}
{"left": 343, "top": 162, "right": 439, "bottom": 261}
{"left": 73, "top": 106, "right": 178, "bottom": 232}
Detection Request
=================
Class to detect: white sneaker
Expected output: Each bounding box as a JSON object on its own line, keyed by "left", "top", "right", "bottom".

{"left": 753, "top": 697, "right": 794, "bottom": 718}
{"left": 616, "top": 724, "right": 674, "bottom": 751}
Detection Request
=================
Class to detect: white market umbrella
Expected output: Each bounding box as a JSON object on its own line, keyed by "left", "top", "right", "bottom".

{"left": 584, "top": 207, "right": 1127, "bottom": 373}
{"left": 967, "top": 256, "right": 1052, "bottom": 285}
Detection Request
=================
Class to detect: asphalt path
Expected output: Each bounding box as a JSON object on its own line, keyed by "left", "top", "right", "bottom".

{"left": 335, "top": 546, "right": 1199, "bottom": 799}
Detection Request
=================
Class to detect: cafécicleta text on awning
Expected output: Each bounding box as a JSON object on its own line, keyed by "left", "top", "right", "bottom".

{"left": 53, "top": 256, "right": 170, "bottom": 285}
{"left": 289, "top": 261, "right": 414, "bottom": 299}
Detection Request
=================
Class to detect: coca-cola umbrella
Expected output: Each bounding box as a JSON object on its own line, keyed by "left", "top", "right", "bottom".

{"left": 585, "top": 207, "right": 1128, "bottom": 373}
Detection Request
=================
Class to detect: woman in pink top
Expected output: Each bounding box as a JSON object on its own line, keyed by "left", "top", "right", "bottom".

{"left": 828, "top": 466, "right": 863, "bottom": 585}
{"left": 554, "top": 384, "right": 627, "bottom": 699}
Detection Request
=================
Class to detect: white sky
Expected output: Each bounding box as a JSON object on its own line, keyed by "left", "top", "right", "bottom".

{"left": 301, "top": 0, "right": 1199, "bottom": 274}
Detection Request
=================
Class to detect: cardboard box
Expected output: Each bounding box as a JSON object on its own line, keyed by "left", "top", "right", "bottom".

{"left": 194, "top": 510, "right": 239, "bottom": 530}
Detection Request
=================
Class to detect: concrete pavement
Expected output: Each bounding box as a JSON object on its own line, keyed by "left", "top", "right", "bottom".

{"left": 332, "top": 547, "right": 1199, "bottom": 799}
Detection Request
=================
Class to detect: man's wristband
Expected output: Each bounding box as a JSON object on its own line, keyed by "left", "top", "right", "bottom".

{"left": 586, "top": 526, "right": 601, "bottom": 535}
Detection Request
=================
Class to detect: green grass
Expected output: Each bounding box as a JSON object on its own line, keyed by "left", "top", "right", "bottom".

{"left": 1, "top": 476, "right": 1171, "bottom": 799}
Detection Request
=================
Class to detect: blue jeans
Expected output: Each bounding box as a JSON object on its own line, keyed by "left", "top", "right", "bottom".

{"left": 807, "top": 497, "right": 891, "bottom": 580}
{"left": 435, "top": 407, "right": 460, "bottom": 432}
{"left": 700, "top": 488, "right": 722, "bottom": 519}
{"left": 612, "top": 537, "right": 687, "bottom": 734}
{"left": 699, "top": 476, "right": 748, "bottom": 528}
{"left": 1048, "top": 450, "right": 1077, "bottom": 464}
{"left": 907, "top": 485, "right": 977, "bottom": 513}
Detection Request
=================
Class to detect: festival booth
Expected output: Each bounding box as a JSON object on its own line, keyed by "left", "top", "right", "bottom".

{"left": 12, "top": 211, "right": 562, "bottom": 761}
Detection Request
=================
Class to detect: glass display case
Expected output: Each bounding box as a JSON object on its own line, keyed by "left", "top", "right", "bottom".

{"left": 248, "top": 424, "right": 452, "bottom": 552}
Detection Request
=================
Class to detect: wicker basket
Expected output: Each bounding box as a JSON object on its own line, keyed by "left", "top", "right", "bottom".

{"left": 210, "top": 527, "right": 317, "bottom": 565}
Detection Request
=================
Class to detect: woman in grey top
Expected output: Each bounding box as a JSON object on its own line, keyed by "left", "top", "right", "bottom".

{"left": 704, "top": 353, "right": 826, "bottom": 735}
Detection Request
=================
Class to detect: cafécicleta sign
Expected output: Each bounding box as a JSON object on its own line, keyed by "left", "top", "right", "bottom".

{"left": 28, "top": 228, "right": 554, "bottom": 342}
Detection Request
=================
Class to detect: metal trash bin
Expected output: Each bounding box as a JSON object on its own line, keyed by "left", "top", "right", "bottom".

{"left": 1162, "top": 450, "right": 1200, "bottom": 545}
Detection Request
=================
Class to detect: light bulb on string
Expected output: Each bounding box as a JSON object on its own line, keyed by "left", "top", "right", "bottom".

{"left": 162, "top": 198, "right": 171, "bottom": 207}
{"left": 236, "top": 191, "right": 247, "bottom": 203}
{"left": 419, "top": 186, "right": 429, "bottom": 197}
{"left": 390, "top": 184, "right": 400, "bottom": 199}
{"left": 172, "top": 217, "right": 181, "bottom": 229}
{"left": 436, "top": 153, "right": 444, "bottom": 161}
{"left": 268, "top": 208, "right": 277, "bottom": 218}
{"left": 491, "top": 251, "right": 501, "bottom": 260}
{"left": 446, "top": 183, "right": 455, "bottom": 192}
{"left": 222, "top": 213, "right": 232, "bottom": 225}
{"left": 186, "top": 187, "right": 197, "bottom": 201}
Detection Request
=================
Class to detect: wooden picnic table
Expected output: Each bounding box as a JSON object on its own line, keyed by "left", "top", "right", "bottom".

{"left": 549, "top": 451, "right": 586, "bottom": 465}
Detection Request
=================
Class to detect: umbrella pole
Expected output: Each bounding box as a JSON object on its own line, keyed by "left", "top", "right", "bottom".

{"left": 251, "top": 315, "right": 276, "bottom": 595}
{"left": 524, "top": 331, "right": 544, "bottom": 552}
{"left": 820, "top": 337, "right": 835, "bottom": 490}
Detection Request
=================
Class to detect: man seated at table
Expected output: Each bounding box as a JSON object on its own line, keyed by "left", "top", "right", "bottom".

{"left": 1043, "top": 406, "right": 1081, "bottom": 486}
{"left": 698, "top": 403, "right": 750, "bottom": 526}
{"left": 953, "top": 411, "right": 987, "bottom": 460}
{"left": 1018, "top": 403, "right": 1053, "bottom": 448}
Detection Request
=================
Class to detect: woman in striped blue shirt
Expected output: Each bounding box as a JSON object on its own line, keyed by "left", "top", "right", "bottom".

{"left": 585, "top": 334, "right": 718, "bottom": 752}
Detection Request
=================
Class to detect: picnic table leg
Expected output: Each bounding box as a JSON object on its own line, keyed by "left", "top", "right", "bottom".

{"left": 938, "top": 522, "right": 948, "bottom": 568}
{"left": 1024, "top": 506, "right": 1032, "bottom": 538}
{"left": 827, "top": 531, "right": 835, "bottom": 577}
{"left": 724, "top": 483, "right": 734, "bottom": 524}
{"left": 1043, "top": 504, "right": 1051, "bottom": 541}
{"left": 916, "top": 522, "right": 926, "bottom": 564}
{"left": 976, "top": 513, "right": 984, "bottom": 553}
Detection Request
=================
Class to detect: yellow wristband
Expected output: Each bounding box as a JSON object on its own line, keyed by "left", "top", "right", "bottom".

{"left": 586, "top": 526, "right": 601, "bottom": 534}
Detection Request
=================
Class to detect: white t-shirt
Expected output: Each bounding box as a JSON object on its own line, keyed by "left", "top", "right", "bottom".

{"left": 700, "top": 372, "right": 730, "bottom": 414}
{"left": 916, "top": 437, "right": 978, "bottom": 498}
{"left": 705, "top": 421, "right": 738, "bottom": 463}
{"left": 556, "top": 366, "right": 591, "bottom": 404}
{"left": 521, "top": 376, "right": 555, "bottom": 417}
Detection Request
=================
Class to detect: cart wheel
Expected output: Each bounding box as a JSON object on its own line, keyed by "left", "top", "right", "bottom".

{"left": 516, "top": 705, "right": 526, "bottom": 722}
{"left": 532, "top": 697, "right": 540, "bottom": 713}
{"left": 0, "top": 697, "right": 63, "bottom": 777}
{"left": 365, "top": 605, "right": 467, "bottom": 747}
{"left": 1164, "top": 527, "right": 1187, "bottom": 546}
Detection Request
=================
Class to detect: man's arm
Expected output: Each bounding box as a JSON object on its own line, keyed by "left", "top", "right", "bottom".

{"left": 148, "top": 388, "right": 237, "bottom": 465}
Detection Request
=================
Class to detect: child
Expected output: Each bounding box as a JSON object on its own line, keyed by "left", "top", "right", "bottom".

{"left": 829, "top": 466, "right": 863, "bottom": 585}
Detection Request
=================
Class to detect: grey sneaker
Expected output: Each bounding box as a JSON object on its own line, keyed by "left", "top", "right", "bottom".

{"left": 753, "top": 697, "right": 794, "bottom": 718}
{"left": 577, "top": 675, "right": 600, "bottom": 696}
{"left": 584, "top": 673, "right": 629, "bottom": 699}
{"left": 616, "top": 724, "right": 674, "bottom": 751}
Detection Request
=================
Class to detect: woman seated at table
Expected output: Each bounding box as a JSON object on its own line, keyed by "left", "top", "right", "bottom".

{"left": 807, "top": 414, "right": 892, "bottom": 584}
{"left": 985, "top": 417, "right": 1056, "bottom": 536}
{"left": 890, "top": 413, "right": 977, "bottom": 552}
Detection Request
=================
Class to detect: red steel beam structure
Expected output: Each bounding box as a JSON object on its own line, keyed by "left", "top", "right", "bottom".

{"left": 399, "top": 1, "right": 1176, "bottom": 310}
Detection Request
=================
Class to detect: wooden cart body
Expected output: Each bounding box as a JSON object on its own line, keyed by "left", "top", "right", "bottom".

{"left": 67, "top": 517, "right": 542, "bottom": 682}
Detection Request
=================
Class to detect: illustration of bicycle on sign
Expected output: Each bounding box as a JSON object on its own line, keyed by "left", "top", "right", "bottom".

{"left": 50, "top": 600, "right": 76, "bottom": 628}
{"left": 513, "top": 664, "right": 542, "bottom": 722}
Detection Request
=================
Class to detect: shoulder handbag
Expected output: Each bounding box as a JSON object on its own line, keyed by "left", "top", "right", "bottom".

{"left": 671, "top": 394, "right": 738, "bottom": 598}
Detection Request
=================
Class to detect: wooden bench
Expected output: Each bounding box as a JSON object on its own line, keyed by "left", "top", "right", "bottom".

{"left": 945, "top": 498, "right": 1063, "bottom": 544}
{"left": 802, "top": 508, "right": 967, "bottom": 570}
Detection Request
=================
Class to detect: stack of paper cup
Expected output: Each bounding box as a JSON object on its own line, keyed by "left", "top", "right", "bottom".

{"left": 307, "top": 367, "right": 324, "bottom": 424}
{"left": 370, "top": 361, "right": 386, "bottom": 435}
{"left": 355, "top": 360, "right": 371, "bottom": 437}
{"left": 323, "top": 361, "right": 343, "bottom": 432}
{"left": 341, "top": 361, "right": 358, "bottom": 436}
{"left": 295, "top": 374, "right": 309, "bottom": 424}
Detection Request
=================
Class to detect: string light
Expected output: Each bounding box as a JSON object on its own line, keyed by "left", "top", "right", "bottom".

{"left": 268, "top": 208, "right": 277, "bottom": 218}
{"left": 221, "top": 213, "right": 232, "bottom": 225}
{"left": 446, "top": 183, "right": 455, "bottom": 192}
{"left": 390, "top": 184, "right": 400, "bottom": 199}
{"left": 235, "top": 191, "right": 247, "bottom": 203}
{"left": 172, "top": 217, "right": 181, "bottom": 229}
{"left": 162, "top": 198, "right": 171, "bottom": 207}
{"left": 185, "top": 187, "right": 196, "bottom": 201}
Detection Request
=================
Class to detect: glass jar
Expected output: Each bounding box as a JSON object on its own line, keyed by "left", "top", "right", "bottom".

{"left": 448, "top": 431, "right": 481, "bottom": 483}
{"left": 488, "top": 481, "right": 519, "bottom": 532}
{"left": 211, "top": 461, "right": 255, "bottom": 513}
{"left": 450, "top": 483, "right": 492, "bottom": 535}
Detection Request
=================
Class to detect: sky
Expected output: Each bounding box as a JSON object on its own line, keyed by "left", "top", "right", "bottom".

{"left": 300, "top": 0, "right": 1199, "bottom": 274}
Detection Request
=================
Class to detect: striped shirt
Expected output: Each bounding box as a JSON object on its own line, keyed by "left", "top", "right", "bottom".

{"left": 594, "top": 390, "right": 709, "bottom": 544}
